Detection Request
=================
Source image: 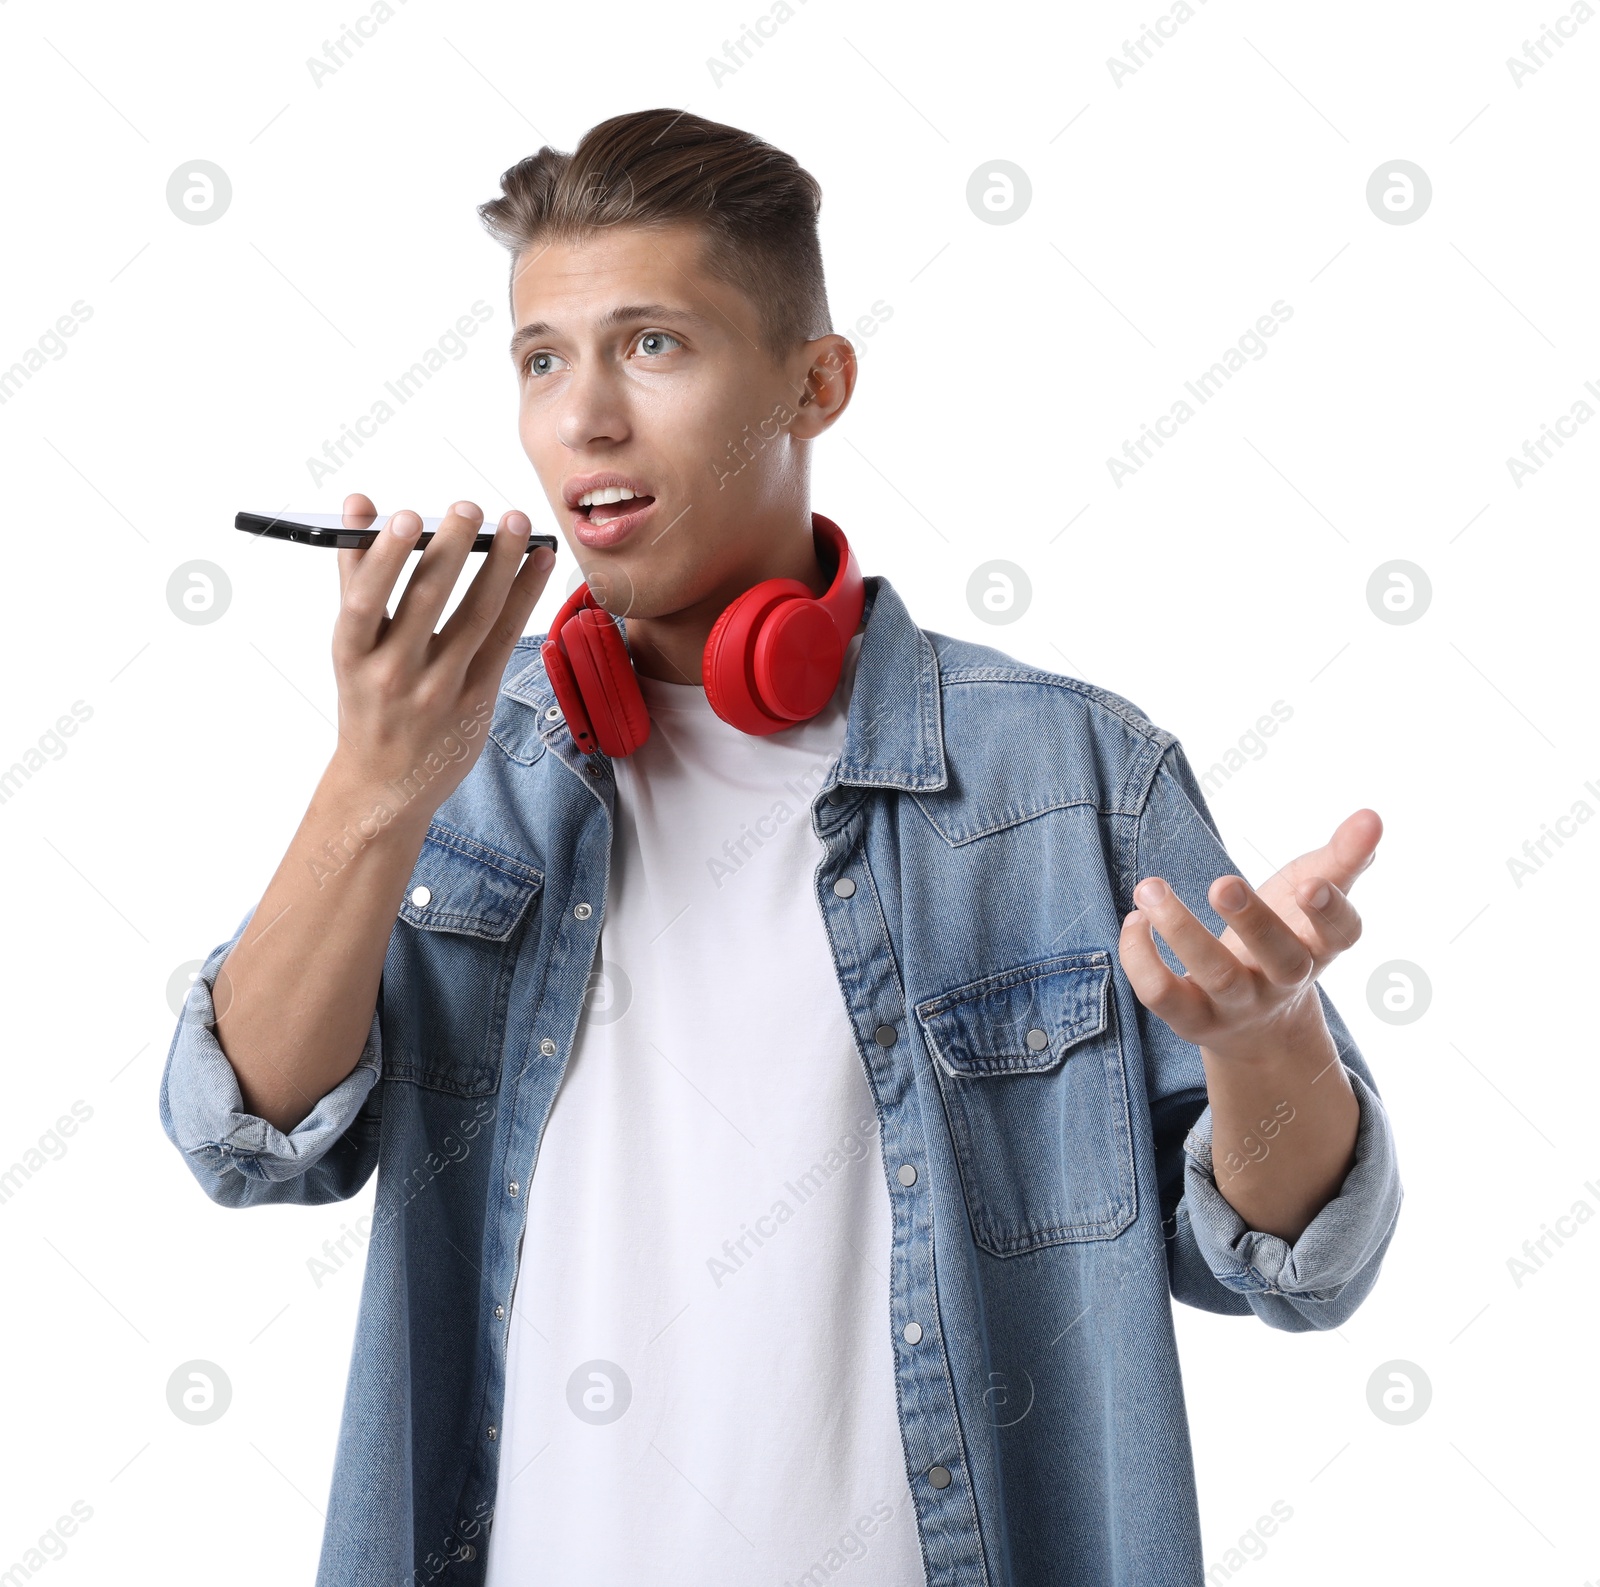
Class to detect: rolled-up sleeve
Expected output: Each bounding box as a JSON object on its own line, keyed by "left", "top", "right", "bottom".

{"left": 1129, "top": 738, "right": 1403, "bottom": 1332}
{"left": 158, "top": 907, "right": 384, "bottom": 1209}
{"left": 1175, "top": 984, "right": 1402, "bottom": 1330}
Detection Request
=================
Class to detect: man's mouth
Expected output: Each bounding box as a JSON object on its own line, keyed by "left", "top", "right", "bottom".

{"left": 576, "top": 486, "right": 656, "bottom": 526}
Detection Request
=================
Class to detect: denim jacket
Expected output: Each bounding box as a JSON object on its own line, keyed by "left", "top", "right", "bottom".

{"left": 159, "top": 570, "right": 1402, "bottom": 1587}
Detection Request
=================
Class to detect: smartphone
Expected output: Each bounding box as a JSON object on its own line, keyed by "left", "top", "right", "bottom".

{"left": 236, "top": 511, "right": 558, "bottom": 555}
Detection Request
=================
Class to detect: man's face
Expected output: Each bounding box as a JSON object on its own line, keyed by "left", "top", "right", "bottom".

{"left": 509, "top": 221, "right": 832, "bottom": 621}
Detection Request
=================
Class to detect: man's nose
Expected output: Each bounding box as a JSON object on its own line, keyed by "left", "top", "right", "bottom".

{"left": 555, "top": 367, "right": 630, "bottom": 451}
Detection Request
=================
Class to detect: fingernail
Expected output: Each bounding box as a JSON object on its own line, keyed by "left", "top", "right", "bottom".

{"left": 1216, "top": 878, "right": 1247, "bottom": 910}
{"left": 1309, "top": 882, "right": 1331, "bottom": 908}
{"left": 1135, "top": 879, "right": 1165, "bottom": 908}
{"left": 388, "top": 512, "right": 417, "bottom": 536}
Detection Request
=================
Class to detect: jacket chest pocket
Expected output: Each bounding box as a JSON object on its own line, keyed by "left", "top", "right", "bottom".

{"left": 915, "top": 950, "right": 1136, "bottom": 1258}
{"left": 384, "top": 825, "right": 543, "bottom": 1098}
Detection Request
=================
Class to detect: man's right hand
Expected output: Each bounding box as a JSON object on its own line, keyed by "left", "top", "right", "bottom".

{"left": 329, "top": 492, "right": 558, "bottom": 819}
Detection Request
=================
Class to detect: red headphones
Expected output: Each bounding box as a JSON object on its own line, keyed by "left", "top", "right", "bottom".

{"left": 540, "top": 512, "right": 864, "bottom": 758}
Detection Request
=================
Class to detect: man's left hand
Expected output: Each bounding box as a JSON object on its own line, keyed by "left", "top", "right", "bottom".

{"left": 1119, "top": 808, "right": 1382, "bottom": 1064}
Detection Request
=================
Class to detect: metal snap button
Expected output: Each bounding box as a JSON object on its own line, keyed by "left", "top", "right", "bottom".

{"left": 1025, "top": 1027, "right": 1049, "bottom": 1051}
{"left": 833, "top": 877, "right": 856, "bottom": 898}
{"left": 494, "top": 1305, "right": 504, "bottom": 1319}
{"left": 928, "top": 1465, "right": 952, "bottom": 1489}
{"left": 486, "top": 1426, "right": 497, "bottom": 1441}
{"left": 826, "top": 788, "right": 844, "bottom": 805}
{"left": 903, "top": 1321, "right": 924, "bottom": 1345}
{"left": 874, "top": 1024, "right": 897, "bottom": 1048}
{"left": 409, "top": 885, "right": 432, "bottom": 908}
{"left": 574, "top": 902, "right": 593, "bottom": 919}
{"left": 897, "top": 1163, "right": 918, "bottom": 1187}
{"left": 540, "top": 1038, "right": 557, "bottom": 1057}
{"left": 545, "top": 705, "right": 561, "bottom": 719}
{"left": 507, "top": 1181, "right": 519, "bottom": 1197}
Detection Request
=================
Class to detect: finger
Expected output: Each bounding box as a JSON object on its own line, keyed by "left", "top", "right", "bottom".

{"left": 388, "top": 501, "right": 484, "bottom": 662}
{"left": 334, "top": 507, "right": 422, "bottom": 663}
{"left": 1209, "top": 875, "right": 1314, "bottom": 989}
{"left": 1270, "top": 809, "right": 1383, "bottom": 900}
{"left": 435, "top": 509, "right": 536, "bottom": 660}
{"left": 335, "top": 492, "right": 381, "bottom": 601}
{"left": 462, "top": 532, "right": 559, "bottom": 699}
{"left": 1331, "top": 807, "right": 1383, "bottom": 884}
{"left": 1294, "top": 876, "right": 1363, "bottom": 965}
{"left": 342, "top": 492, "right": 378, "bottom": 523}
{"left": 1131, "top": 876, "right": 1252, "bottom": 1002}
{"left": 1118, "top": 908, "right": 1213, "bottom": 1041}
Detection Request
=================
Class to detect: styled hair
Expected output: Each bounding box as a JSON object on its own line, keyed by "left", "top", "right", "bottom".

{"left": 477, "top": 108, "right": 831, "bottom": 365}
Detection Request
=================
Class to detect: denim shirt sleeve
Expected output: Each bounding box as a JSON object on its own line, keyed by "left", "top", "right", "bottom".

{"left": 158, "top": 907, "right": 384, "bottom": 1209}
{"left": 1129, "top": 739, "right": 1403, "bottom": 1333}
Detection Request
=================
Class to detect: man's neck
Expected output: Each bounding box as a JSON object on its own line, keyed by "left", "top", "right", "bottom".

{"left": 624, "top": 520, "right": 850, "bottom": 686}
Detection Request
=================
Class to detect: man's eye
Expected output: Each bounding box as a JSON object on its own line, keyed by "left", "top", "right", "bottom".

{"left": 635, "top": 331, "right": 682, "bottom": 357}
{"left": 523, "top": 351, "right": 561, "bottom": 378}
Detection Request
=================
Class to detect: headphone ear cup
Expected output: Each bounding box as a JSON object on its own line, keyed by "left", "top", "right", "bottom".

{"left": 753, "top": 601, "right": 845, "bottom": 719}
{"left": 703, "top": 578, "right": 814, "bottom": 734}
{"left": 540, "top": 636, "right": 601, "bottom": 755}
{"left": 700, "top": 597, "right": 745, "bottom": 724}
{"left": 566, "top": 607, "right": 651, "bottom": 757}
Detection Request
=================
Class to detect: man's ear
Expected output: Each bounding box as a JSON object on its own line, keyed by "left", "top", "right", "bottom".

{"left": 787, "top": 333, "right": 857, "bottom": 438}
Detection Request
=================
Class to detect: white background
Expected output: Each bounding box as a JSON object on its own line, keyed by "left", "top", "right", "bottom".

{"left": 1, "top": 0, "right": 1595, "bottom": 1581}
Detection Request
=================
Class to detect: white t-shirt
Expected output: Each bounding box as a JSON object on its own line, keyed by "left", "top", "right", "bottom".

{"left": 485, "top": 630, "right": 928, "bottom": 1587}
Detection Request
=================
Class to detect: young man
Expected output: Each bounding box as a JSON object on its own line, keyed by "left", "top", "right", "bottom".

{"left": 160, "top": 109, "right": 1402, "bottom": 1587}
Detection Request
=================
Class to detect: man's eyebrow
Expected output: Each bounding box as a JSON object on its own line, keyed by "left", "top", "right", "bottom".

{"left": 508, "top": 303, "right": 711, "bottom": 356}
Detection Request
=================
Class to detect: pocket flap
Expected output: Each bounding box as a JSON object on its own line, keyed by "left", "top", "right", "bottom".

{"left": 398, "top": 825, "right": 543, "bottom": 942}
{"left": 915, "top": 952, "right": 1111, "bottom": 1078}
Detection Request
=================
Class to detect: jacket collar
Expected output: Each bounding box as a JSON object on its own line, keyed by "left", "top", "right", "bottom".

{"left": 500, "top": 572, "right": 948, "bottom": 793}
